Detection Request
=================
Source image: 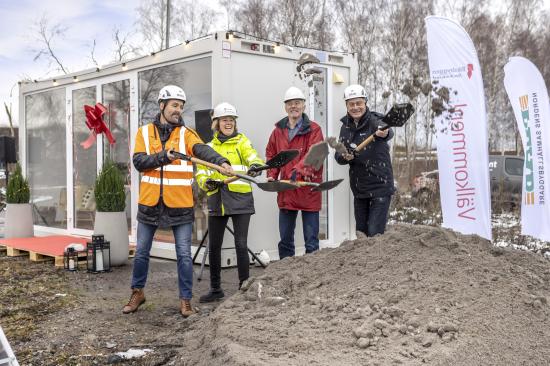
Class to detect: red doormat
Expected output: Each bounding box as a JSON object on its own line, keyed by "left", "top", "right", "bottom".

{"left": 0, "top": 235, "right": 88, "bottom": 257}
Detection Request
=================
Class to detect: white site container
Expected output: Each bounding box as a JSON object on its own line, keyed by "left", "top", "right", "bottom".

{"left": 18, "top": 31, "right": 358, "bottom": 264}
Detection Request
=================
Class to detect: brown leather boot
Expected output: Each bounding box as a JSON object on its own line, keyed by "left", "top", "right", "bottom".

{"left": 122, "top": 288, "right": 146, "bottom": 314}
{"left": 180, "top": 299, "right": 195, "bottom": 318}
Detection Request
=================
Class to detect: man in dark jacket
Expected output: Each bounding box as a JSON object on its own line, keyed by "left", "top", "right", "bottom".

{"left": 123, "top": 85, "right": 233, "bottom": 318}
{"left": 266, "top": 86, "right": 324, "bottom": 259}
{"left": 335, "top": 84, "right": 395, "bottom": 238}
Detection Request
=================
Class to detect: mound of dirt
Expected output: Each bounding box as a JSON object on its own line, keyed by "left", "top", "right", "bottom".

{"left": 177, "top": 223, "right": 550, "bottom": 365}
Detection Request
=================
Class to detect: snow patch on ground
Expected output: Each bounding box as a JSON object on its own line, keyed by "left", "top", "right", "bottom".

{"left": 115, "top": 348, "right": 153, "bottom": 359}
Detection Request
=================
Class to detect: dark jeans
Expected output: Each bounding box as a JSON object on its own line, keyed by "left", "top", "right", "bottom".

{"left": 131, "top": 222, "right": 193, "bottom": 299}
{"left": 354, "top": 195, "right": 392, "bottom": 237}
{"left": 278, "top": 209, "right": 319, "bottom": 259}
{"left": 208, "top": 214, "right": 251, "bottom": 289}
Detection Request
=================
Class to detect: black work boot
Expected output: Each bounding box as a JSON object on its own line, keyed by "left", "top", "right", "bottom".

{"left": 199, "top": 288, "right": 225, "bottom": 303}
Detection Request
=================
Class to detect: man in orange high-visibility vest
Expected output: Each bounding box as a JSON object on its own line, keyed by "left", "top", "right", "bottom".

{"left": 123, "top": 85, "right": 234, "bottom": 318}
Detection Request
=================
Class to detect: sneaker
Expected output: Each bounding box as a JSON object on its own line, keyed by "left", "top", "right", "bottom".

{"left": 180, "top": 299, "right": 195, "bottom": 318}
{"left": 199, "top": 288, "right": 225, "bottom": 303}
{"left": 122, "top": 288, "right": 145, "bottom": 314}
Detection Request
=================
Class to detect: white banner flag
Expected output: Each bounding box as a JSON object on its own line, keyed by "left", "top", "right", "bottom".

{"left": 503, "top": 57, "right": 550, "bottom": 241}
{"left": 425, "top": 16, "right": 492, "bottom": 240}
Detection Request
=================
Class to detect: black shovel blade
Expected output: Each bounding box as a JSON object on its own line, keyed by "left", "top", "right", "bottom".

{"left": 256, "top": 181, "right": 299, "bottom": 192}
{"left": 248, "top": 150, "right": 300, "bottom": 174}
{"left": 265, "top": 149, "right": 299, "bottom": 169}
{"left": 311, "top": 179, "right": 344, "bottom": 192}
{"left": 382, "top": 102, "right": 415, "bottom": 128}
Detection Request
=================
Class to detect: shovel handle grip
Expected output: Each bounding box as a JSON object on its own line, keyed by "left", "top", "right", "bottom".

{"left": 280, "top": 180, "right": 317, "bottom": 187}
{"left": 172, "top": 151, "right": 229, "bottom": 175}
{"left": 224, "top": 176, "right": 239, "bottom": 184}
{"left": 355, "top": 134, "right": 376, "bottom": 152}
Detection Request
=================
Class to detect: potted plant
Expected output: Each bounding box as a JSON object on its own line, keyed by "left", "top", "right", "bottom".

{"left": 5, "top": 163, "right": 34, "bottom": 238}
{"left": 93, "top": 159, "right": 129, "bottom": 266}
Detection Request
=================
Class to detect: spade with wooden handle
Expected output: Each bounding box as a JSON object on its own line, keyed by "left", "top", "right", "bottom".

{"left": 222, "top": 149, "right": 299, "bottom": 185}
{"left": 355, "top": 102, "right": 414, "bottom": 152}
{"left": 171, "top": 151, "right": 258, "bottom": 184}
{"left": 255, "top": 180, "right": 301, "bottom": 192}
{"left": 172, "top": 151, "right": 300, "bottom": 193}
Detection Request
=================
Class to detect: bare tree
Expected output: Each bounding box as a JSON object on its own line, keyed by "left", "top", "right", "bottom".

{"left": 234, "top": 0, "right": 276, "bottom": 40}
{"left": 272, "top": 0, "right": 323, "bottom": 47}
{"left": 3, "top": 102, "right": 15, "bottom": 137}
{"left": 219, "top": 0, "right": 238, "bottom": 30}
{"left": 112, "top": 27, "right": 140, "bottom": 62}
{"left": 32, "top": 14, "right": 69, "bottom": 74}
{"left": 172, "top": 0, "right": 221, "bottom": 41}
{"left": 333, "top": 0, "right": 385, "bottom": 104}
{"left": 136, "top": 0, "right": 168, "bottom": 52}
{"left": 89, "top": 39, "right": 100, "bottom": 67}
{"left": 311, "top": 0, "right": 336, "bottom": 50}
{"left": 136, "top": 0, "right": 219, "bottom": 52}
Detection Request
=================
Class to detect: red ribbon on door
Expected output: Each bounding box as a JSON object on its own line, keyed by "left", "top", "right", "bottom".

{"left": 80, "top": 103, "right": 116, "bottom": 149}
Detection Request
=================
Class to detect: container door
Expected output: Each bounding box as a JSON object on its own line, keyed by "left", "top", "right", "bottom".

{"left": 66, "top": 84, "right": 98, "bottom": 235}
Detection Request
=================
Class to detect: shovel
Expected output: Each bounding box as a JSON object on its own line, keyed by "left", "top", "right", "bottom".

{"left": 355, "top": 102, "right": 414, "bottom": 152}
{"left": 172, "top": 151, "right": 298, "bottom": 193}
{"left": 280, "top": 178, "right": 344, "bottom": 192}
{"left": 303, "top": 141, "right": 329, "bottom": 170}
{"left": 223, "top": 149, "right": 299, "bottom": 185}
{"left": 326, "top": 136, "right": 348, "bottom": 155}
{"left": 171, "top": 151, "right": 258, "bottom": 184}
{"left": 255, "top": 180, "right": 301, "bottom": 192}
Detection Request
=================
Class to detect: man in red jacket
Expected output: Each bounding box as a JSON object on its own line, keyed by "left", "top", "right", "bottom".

{"left": 266, "top": 86, "right": 324, "bottom": 259}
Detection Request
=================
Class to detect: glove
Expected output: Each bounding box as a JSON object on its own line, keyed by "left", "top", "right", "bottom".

{"left": 205, "top": 179, "right": 223, "bottom": 192}
{"left": 296, "top": 165, "right": 315, "bottom": 181}
{"left": 247, "top": 164, "right": 264, "bottom": 178}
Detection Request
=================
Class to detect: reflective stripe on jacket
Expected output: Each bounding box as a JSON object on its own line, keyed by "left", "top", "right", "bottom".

{"left": 134, "top": 123, "right": 201, "bottom": 208}
{"left": 195, "top": 132, "right": 264, "bottom": 216}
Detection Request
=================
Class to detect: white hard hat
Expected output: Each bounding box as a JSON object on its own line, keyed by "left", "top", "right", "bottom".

{"left": 212, "top": 102, "right": 238, "bottom": 120}
{"left": 158, "top": 85, "right": 187, "bottom": 103}
{"left": 284, "top": 86, "right": 306, "bottom": 102}
{"left": 344, "top": 84, "right": 368, "bottom": 101}
{"left": 255, "top": 250, "right": 270, "bottom": 267}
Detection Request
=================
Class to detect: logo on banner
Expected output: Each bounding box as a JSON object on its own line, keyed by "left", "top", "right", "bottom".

{"left": 519, "top": 95, "right": 535, "bottom": 205}
{"left": 431, "top": 64, "right": 473, "bottom": 80}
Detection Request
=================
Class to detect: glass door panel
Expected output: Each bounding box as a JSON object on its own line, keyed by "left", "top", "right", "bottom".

{"left": 311, "top": 68, "right": 329, "bottom": 240}
{"left": 72, "top": 87, "right": 97, "bottom": 230}
{"left": 102, "top": 79, "right": 132, "bottom": 234}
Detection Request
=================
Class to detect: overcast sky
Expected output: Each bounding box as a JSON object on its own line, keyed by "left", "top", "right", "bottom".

{"left": 1, "top": 0, "right": 550, "bottom": 127}
{"left": 0, "top": 0, "right": 226, "bottom": 127}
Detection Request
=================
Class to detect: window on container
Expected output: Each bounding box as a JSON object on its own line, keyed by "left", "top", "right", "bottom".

{"left": 25, "top": 88, "right": 67, "bottom": 228}
{"left": 138, "top": 57, "right": 212, "bottom": 129}
{"left": 102, "top": 79, "right": 131, "bottom": 233}
{"left": 138, "top": 57, "right": 212, "bottom": 245}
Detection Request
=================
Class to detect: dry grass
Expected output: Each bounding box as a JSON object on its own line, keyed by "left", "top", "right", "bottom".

{"left": 0, "top": 254, "right": 77, "bottom": 344}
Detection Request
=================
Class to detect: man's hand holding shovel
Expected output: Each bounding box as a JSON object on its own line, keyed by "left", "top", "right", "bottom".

{"left": 341, "top": 152, "right": 354, "bottom": 161}
{"left": 375, "top": 126, "right": 389, "bottom": 139}
{"left": 168, "top": 149, "right": 234, "bottom": 176}
{"left": 219, "top": 162, "right": 234, "bottom": 176}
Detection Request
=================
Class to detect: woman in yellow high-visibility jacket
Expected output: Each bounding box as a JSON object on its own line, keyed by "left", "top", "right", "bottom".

{"left": 195, "top": 102, "right": 264, "bottom": 302}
